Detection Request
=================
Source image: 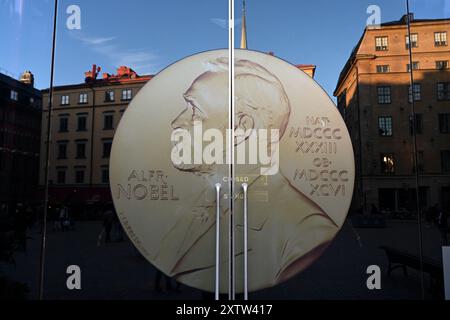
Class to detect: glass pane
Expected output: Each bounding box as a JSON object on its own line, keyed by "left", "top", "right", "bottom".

{"left": 0, "top": 0, "right": 51, "bottom": 300}
{"left": 409, "top": 0, "right": 449, "bottom": 300}
{"left": 41, "top": 0, "right": 229, "bottom": 300}
{"left": 3, "top": 0, "right": 448, "bottom": 301}
{"left": 231, "top": 0, "right": 448, "bottom": 300}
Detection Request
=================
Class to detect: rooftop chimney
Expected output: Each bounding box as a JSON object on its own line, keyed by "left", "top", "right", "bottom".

{"left": 85, "top": 64, "right": 101, "bottom": 83}
{"left": 19, "top": 71, "right": 34, "bottom": 87}
{"left": 401, "top": 13, "right": 414, "bottom": 23}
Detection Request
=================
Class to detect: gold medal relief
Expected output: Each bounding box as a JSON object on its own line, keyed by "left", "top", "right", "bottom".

{"left": 110, "top": 49, "right": 355, "bottom": 293}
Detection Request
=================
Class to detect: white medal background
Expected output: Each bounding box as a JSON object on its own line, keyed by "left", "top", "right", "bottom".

{"left": 110, "top": 49, "right": 355, "bottom": 293}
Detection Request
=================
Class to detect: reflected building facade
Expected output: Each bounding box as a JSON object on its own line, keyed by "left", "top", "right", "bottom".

{"left": 39, "top": 61, "right": 315, "bottom": 209}
{"left": 39, "top": 66, "right": 152, "bottom": 207}
{"left": 0, "top": 71, "right": 42, "bottom": 210}
{"left": 334, "top": 14, "right": 450, "bottom": 214}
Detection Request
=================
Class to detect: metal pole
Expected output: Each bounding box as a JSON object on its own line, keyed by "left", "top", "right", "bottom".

{"left": 405, "top": 0, "right": 425, "bottom": 300}
{"left": 242, "top": 183, "right": 248, "bottom": 300}
{"left": 215, "top": 183, "right": 221, "bottom": 300}
{"left": 89, "top": 86, "right": 96, "bottom": 186}
{"left": 38, "top": 0, "right": 58, "bottom": 300}
{"left": 228, "top": 0, "right": 236, "bottom": 301}
{"left": 355, "top": 67, "right": 366, "bottom": 213}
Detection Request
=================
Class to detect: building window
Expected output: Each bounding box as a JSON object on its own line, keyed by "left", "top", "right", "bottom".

{"left": 105, "top": 91, "right": 115, "bottom": 102}
{"left": 57, "top": 170, "right": 66, "bottom": 184}
{"left": 103, "top": 114, "right": 114, "bottom": 130}
{"left": 439, "top": 114, "right": 450, "bottom": 133}
{"left": 441, "top": 150, "right": 450, "bottom": 172}
{"left": 102, "top": 140, "right": 112, "bottom": 158}
{"left": 76, "top": 142, "right": 86, "bottom": 159}
{"left": 75, "top": 170, "right": 85, "bottom": 184}
{"left": 436, "top": 60, "right": 448, "bottom": 70}
{"left": 413, "top": 151, "right": 424, "bottom": 173}
{"left": 405, "top": 33, "right": 418, "bottom": 49}
{"left": 408, "top": 83, "right": 421, "bottom": 103}
{"left": 77, "top": 115, "right": 87, "bottom": 131}
{"left": 79, "top": 93, "right": 88, "bottom": 104}
{"left": 378, "top": 117, "right": 393, "bottom": 136}
{"left": 437, "top": 82, "right": 450, "bottom": 101}
{"left": 381, "top": 153, "right": 395, "bottom": 174}
{"left": 101, "top": 168, "right": 109, "bottom": 184}
{"left": 434, "top": 32, "right": 447, "bottom": 46}
{"left": 376, "top": 65, "right": 390, "bottom": 73}
{"left": 57, "top": 143, "right": 67, "bottom": 159}
{"left": 406, "top": 62, "right": 419, "bottom": 72}
{"left": 61, "top": 95, "right": 70, "bottom": 105}
{"left": 121, "top": 89, "right": 132, "bottom": 101}
{"left": 59, "top": 117, "right": 68, "bottom": 132}
{"left": 377, "top": 86, "right": 391, "bottom": 104}
{"left": 375, "top": 36, "right": 388, "bottom": 51}
{"left": 10, "top": 90, "right": 18, "bottom": 101}
{"left": 409, "top": 114, "right": 423, "bottom": 135}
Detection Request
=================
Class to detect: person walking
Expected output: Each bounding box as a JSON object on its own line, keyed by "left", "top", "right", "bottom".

{"left": 59, "top": 205, "right": 69, "bottom": 232}
{"left": 437, "top": 207, "right": 449, "bottom": 246}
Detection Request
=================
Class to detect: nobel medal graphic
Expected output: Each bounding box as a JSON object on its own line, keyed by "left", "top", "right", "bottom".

{"left": 110, "top": 49, "right": 355, "bottom": 293}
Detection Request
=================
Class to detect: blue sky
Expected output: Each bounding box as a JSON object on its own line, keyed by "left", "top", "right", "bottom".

{"left": 1, "top": 0, "right": 449, "bottom": 99}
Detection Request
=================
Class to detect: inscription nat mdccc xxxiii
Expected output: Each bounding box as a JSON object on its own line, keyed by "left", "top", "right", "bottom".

{"left": 289, "top": 116, "right": 350, "bottom": 198}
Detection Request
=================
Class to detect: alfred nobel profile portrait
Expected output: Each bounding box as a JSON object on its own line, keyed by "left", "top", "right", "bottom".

{"left": 153, "top": 56, "right": 340, "bottom": 293}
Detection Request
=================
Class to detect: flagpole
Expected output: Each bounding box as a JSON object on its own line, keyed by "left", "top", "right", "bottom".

{"left": 38, "top": 0, "right": 58, "bottom": 300}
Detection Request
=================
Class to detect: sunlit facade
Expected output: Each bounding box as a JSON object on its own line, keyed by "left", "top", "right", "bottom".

{"left": 335, "top": 14, "right": 450, "bottom": 214}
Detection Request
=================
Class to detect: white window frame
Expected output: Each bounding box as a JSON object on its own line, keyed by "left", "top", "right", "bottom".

{"left": 121, "top": 89, "right": 132, "bottom": 101}
{"left": 405, "top": 33, "right": 418, "bottom": 49}
{"left": 10, "top": 90, "right": 18, "bottom": 101}
{"left": 408, "top": 83, "right": 421, "bottom": 103}
{"left": 106, "top": 90, "right": 115, "bottom": 102}
{"left": 375, "top": 36, "right": 389, "bottom": 51}
{"left": 435, "top": 32, "right": 448, "bottom": 46}
{"left": 406, "top": 62, "right": 419, "bottom": 72}
{"left": 376, "top": 65, "right": 390, "bottom": 73}
{"left": 436, "top": 60, "right": 448, "bottom": 70}
{"left": 75, "top": 169, "right": 85, "bottom": 184}
{"left": 61, "top": 95, "right": 70, "bottom": 105}
{"left": 79, "top": 93, "right": 88, "bottom": 104}
{"left": 378, "top": 116, "right": 393, "bottom": 136}
{"left": 377, "top": 86, "right": 391, "bottom": 104}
